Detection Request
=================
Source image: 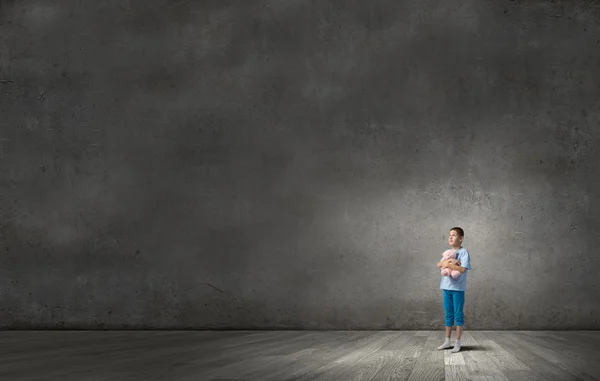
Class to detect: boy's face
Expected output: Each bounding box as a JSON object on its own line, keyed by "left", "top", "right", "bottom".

{"left": 449, "top": 230, "right": 463, "bottom": 247}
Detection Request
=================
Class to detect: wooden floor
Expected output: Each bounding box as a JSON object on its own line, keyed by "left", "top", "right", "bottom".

{"left": 0, "top": 330, "right": 599, "bottom": 381}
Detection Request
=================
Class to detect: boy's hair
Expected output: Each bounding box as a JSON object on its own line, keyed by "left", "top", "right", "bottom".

{"left": 450, "top": 227, "right": 464, "bottom": 237}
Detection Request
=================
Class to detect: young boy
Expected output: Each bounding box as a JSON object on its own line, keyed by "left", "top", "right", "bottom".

{"left": 436, "top": 227, "right": 471, "bottom": 352}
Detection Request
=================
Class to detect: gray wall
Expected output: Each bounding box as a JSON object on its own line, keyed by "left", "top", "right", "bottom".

{"left": 1, "top": 0, "right": 599, "bottom": 330}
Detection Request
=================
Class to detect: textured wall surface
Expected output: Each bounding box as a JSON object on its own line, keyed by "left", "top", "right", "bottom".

{"left": 1, "top": 0, "right": 599, "bottom": 329}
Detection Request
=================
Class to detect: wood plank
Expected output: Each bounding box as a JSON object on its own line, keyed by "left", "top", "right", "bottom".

{"left": 176, "top": 331, "right": 326, "bottom": 380}
{"left": 523, "top": 331, "right": 567, "bottom": 341}
{"left": 414, "top": 331, "right": 431, "bottom": 336}
{"left": 477, "top": 339, "right": 530, "bottom": 370}
{"left": 373, "top": 357, "right": 418, "bottom": 381}
{"left": 441, "top": 328, "right": 471, "bottom": 381}
{"left": 289, "top": 331, "right": 398, "bottom": 381}
{"left": 406, "top": 332, "right": 444, "bottom": 381}
{"left": 333, "top": 332, "right": 397, "bottom": 364}
{"left": 460, "top": 332, "right": 509, "bottom": 380}
{"left": 445, "top": 365, "right": 472, "bottom": 381}
{"left": 0, "top": 332, "right": 210, "bottom": 372}
{"left": 188, "top": 331, "right": 378, "bottom": 381}
{"left": 379, "top": 331, "right": 426, "bottom": 358}
{"left": 445, "top": 350, "right": 466, "bottom": 365}
{"left": 425, "top": 333, "right": 445, "bottom": 365}
{"left": 469, "top": 375, "right": 516, "bottom": 381}
{"left": 259, "top": 348, "right": 331, "bottom": 381}
{"left": 337, "top": 332, "right": 414, "bottom": 381}
{"left": 345, "top": 351, "right": 402, "bottom": 381}
{"left": 561, "top": 331, "right": 600, "bottom": 339}
{"left": 509, "top": 332, "right": 596, "bottom": 380}
{"left": 3, "top": 331, "right": 307, "bottom": 380}
{"left": 281, "top": 331, "right": 375, "bottom": 380}
{"left": 365, "top": 333, "right": 424, "bottom": 381}
{"left": 0, "top": 330, "right": 599, "bottom": 381}
{"left": 259, "top": 332, "right": 367, "bottom": 381}
{"left": 0, "top": 331, "right": 192, "bottom": 358}
{"left": 467, "top": 330, "right": 489, "bottom": 345}
{"left": 490, "top": 332, "right": 586, "bottom": 381}
{"left": 514, "top": 332, "right": 600, "bottom": 380}
{"left": 239, "top": 332, "right": 365, "bottom": 381}
{"left": 502, "top": 370, "right": 556, "bottom": 381}
{"left": 457, "top": 330, "right": 483, "bottom": 349}
{"left": 529, "top": 331, "right": 600, "bottom": 358}
{"left": 555, "top": 331, "right": 600, "bottom": 353}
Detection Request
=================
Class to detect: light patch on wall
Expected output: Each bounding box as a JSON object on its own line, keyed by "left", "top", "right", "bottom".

{"left": 13, "top": 161, "right": 139, "bottom": 246}
{"left": 194, "top": 8, "right": 235, "bottom": 58}
{"left": 0, "top": 36, "right": 9, "bottom": 76}
{"left": 24, "top": 114, "right": 38, "bottom": 132}
{"left": 301, "top": 80, "right": 346, "bottom": 103}
{"left": 401, "top": 0, "right": 481, "bottom": 37}
{"left": 20, "top": 4, "right": 61, "bottom": 31}
{"left": 40, "top": 219, "right": 83, "bottom": 246}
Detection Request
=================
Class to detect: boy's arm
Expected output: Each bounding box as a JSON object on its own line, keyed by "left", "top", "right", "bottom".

{"left": 437, "top": 259, "right": 460, "bottom": 268}
{"left": 444, "top": 263, "right": 467, "bottom": 273}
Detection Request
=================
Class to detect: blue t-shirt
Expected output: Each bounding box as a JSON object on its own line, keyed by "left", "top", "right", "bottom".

{"left": 439, "top": 247, "right": 471, "bottom": 292}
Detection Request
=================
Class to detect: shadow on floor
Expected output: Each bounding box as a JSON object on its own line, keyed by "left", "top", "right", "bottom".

{"left": 456, "top": 345, "right": 483, "bottom": 352}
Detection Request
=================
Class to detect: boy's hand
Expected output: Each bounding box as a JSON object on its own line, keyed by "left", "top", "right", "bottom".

{"left": 447, "top": 259, "right": 461, "bottom": 265}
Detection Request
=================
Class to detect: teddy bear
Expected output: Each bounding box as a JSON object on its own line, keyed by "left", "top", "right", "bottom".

{"left": 440, "top": 249, "right": 461, "bottom": 278}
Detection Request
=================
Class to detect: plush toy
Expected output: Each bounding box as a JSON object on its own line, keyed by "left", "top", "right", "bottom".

{"left": 440, "top": 249, "right": 461, "bottom": 278}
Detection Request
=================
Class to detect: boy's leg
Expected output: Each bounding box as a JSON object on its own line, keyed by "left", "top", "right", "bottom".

{"left": 444, "top": 290, "right": 455, "bottom": 329}
{"left": 438, "top": 290, "right": 454, "bottom": 350}
{"left": 454, "top": 291, "right": 465, "bottom": 333}
{"left": 452, "top": 291, "right": 465, "bottom": 352}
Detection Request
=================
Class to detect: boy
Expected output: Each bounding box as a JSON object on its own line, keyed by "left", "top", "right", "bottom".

{"left": 436, "top": 227, "right": 471, "bottom": 352}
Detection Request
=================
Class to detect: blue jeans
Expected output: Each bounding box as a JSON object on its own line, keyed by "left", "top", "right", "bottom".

{"left": 444, "top": 289, "right": 465, "bottom": 326}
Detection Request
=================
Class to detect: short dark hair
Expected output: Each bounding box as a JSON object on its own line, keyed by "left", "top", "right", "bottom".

{"left": 450, "top": 227, "right": 464, "bottom": 237}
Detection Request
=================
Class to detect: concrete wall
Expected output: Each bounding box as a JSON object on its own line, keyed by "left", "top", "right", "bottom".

{"left": 1, "top": 0, "right": 599, "bottom": 329}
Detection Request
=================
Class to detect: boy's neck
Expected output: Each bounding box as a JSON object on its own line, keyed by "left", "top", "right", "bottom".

{"left": 452, "top": 245, "right": 462, "bottom": 250}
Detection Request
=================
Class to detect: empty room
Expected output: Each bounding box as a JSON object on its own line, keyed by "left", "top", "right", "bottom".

{"left": 1, "top": 0, "right": 599, "bottom": 380}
